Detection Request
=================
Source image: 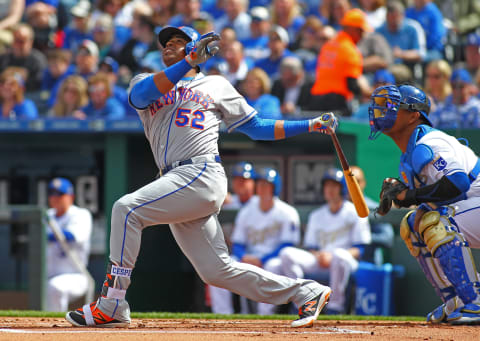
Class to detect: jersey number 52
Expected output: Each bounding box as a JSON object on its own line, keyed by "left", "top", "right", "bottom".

{"left": 175, "top": 108, "right": 205, "bottom": 130}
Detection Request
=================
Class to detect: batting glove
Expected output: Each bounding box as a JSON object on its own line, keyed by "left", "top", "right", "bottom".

{"left": 308, "top": 112, "right": 338, "bottom": 133}
{"left": 185, "top": 32, "right": 221, "bottom": 68}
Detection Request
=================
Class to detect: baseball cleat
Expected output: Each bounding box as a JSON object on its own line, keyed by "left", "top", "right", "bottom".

{"left": 426, "top": 303, "right": 448, "bottom": 324}
{"left": 449, "top": 303, "right": 480, "bottom": 325}
{"left": 66, "top": 301, "right": 130, "bottom": 328}
{"left": 291, "top": 287, "right": 332, "bottom": 328}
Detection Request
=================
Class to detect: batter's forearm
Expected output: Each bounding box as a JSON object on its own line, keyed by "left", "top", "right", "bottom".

{"left": 236, "top": 115, "right": 310, "bottom": 140}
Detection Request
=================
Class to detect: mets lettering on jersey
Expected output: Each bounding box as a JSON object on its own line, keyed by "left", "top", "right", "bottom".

{"left": 148, "top": 88, "right": 214, "bottom": 116}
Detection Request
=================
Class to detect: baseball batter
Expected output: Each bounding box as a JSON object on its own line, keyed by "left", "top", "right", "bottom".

{"left": 369, "top": 84, "right": 480, "bottom": 324}
{"left": 66, "top": 26, "right": 337, "bottom": 328}
{"left": 46, "top": 178, "right": 93, "bottom": 312}
{"left": 279, "top": 168, "right": 371, "bottom": 314}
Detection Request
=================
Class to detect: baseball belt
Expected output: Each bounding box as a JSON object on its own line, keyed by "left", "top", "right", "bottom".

{"left": 160, "top": 154, "right": 221, "bottom": 176}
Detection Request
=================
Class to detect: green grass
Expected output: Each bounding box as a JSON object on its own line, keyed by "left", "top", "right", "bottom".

{"left": 0, "top": 310, "right": 424, "bottom": 321}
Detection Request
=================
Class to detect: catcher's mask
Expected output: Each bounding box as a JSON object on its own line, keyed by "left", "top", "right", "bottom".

{"left": 368, "top": 84, "right": 432, "bottom": 140}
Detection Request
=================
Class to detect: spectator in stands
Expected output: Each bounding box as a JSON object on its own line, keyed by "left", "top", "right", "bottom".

{"left": 270, "top": 0, "right": 305, "bottom": 43}
{"left": 0, "top": 23, "right": 47, "bottom": 92}
{"left": 215, "top": 0, "right": 251, "bottom": 41}
{"left": 24, "top": 0, "right": 61, "bottom": 53}
{"left": 278, "top": 168, "right": 371, "bottom": 315}
{"left": 430, "top": 68, "right": 480, "bottom": 129}
{"left": 91, "top": 0, "right": 130, "bottom": 54}
{"left": 0, "top": 0, "right": 24, "bottom": 53}
{"left": 240, "top": 6, "right": 271, "bottom": 61}
{"left": 150, "top": 0, "right": 176, "bottom": 27}
{"left": 310, "top": 9, "right": 372, "bottom": 116}
{"left": 63, "top": 1, "right": 93, "bottom": 52}
{"left": 49, "top": 75, "right": 89, "bottom": 119}
{"left": 358, "top": 30, "right": 393, "bottom": 76}
{"left": 217, "top": 40, "right": 253, "bottom": 89}
{"left": 115, "top": 14, "right": 157, "bottom": 76}
{"left": 389, "top": 62, "right": 414, "bottom": 84}
{"left": 92, "top": 13, "right": 115, "bottom": 60}
{"left": 46, "top": 177, "right": 93, "bottom": 312}
{"left": 212, "top": 167, "right": 301, "bottom": 315}
{"left": 464, "top": 33, "right": 480, "bottom": 77}
{"left": 325, "top": 0, "right": 351, "bottom": 30}
{"left": 0, "top": 68, "right": 38, "bottom": 120}
{"left": 82, "top": 72, "right": 126, "bottom": 119}
{"left": 423, "top": 59, "right": 452, "bottom": 109}
{"left": 99, "top": 56, "right": 136, "bottom": 117}
{"left": 304, "top": 25, "right": 336, "bottom": 73}
{"left": 168, "top": 0, "right": 202, "bottom": 27}
{"left": 357, "top": 0, "right": 386, "bottom": 30}
{"left": 352, "top": 68, "right": 395, "bottom": 121}
{"left": 73, "top": 39, "right": 99, "bottom": 79}
{"left": 405, "top": 0, "right": 446, "bottom": 62}
{"left": 376, "top": 1, "right": 426, "bottom": 65}
{"left": 435, "top": 0, "right": 480, "bottom": 39}
{"left": 42, "top": 49, "right": 75, "bottom": 109}
{"left": 254, "top": 25, "right": 294, "bottom": 80}
{"left": 241, "top": 68, "right": 282, "bottom": 119}
{"left": 192, "top": 11, "right": 215, "bottom": 35}
{"left": 271, "top": 56, "right": 314, "bottom": 117}
{"left": 290, "top": 16, "right": 324, "bottom": 72}
{"left": 350, "top": 165, "right": 394, "bottom": 265}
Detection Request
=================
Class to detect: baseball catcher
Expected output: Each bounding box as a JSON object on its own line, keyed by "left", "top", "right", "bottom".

{"left": 369, "top": 84, "right": 480, "bottom": 324}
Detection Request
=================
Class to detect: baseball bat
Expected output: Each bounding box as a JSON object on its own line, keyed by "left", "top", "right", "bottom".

{"left": 329, "top": 130, "right": 370, "bottom": 218}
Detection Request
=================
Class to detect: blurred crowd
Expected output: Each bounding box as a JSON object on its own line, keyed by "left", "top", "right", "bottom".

{"left": 1, "top": 0, "right": 480, "bottom": 129}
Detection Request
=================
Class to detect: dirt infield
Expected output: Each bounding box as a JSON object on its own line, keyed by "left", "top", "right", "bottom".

{"left": 0, "top": 317, "right": 477, "bottom": 341}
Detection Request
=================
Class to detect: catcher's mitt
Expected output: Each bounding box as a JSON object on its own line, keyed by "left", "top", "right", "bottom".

{"left": 376, "top": 178, "right": 408, "bottom": 216}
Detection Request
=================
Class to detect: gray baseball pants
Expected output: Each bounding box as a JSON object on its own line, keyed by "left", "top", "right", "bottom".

{"left": 98, "top": 162, "right": 322, "bottom": 317}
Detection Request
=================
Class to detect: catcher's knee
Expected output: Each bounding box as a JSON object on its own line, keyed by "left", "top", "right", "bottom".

{"left": 418, "top": 211, "right": 455, "bottom": 256}
{"left": 400, "top": 210, "right": 421, "bottom": 257}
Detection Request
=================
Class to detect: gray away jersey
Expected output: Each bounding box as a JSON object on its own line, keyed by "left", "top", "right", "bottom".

{"left": 128, "top": 73, "right": 257, "bottom": 170}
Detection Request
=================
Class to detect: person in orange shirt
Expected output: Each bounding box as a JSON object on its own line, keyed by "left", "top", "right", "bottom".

{"left": 310, "top": 9, "right": 373, "bottom": 116}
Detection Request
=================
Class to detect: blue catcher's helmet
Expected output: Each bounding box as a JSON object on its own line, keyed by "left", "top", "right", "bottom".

{"left": 158, "top": 26, "right": 200, "bottom": 54}
{"left": 321, "top": 168, "right": 347, "bottom": 196}
{"left": 231, "top": 162, "right": 256, "bottom": 180}
{"left": 256, "top": 167, "right": 282, "bottom": 197}
{"left": 368, "top": 84, "right": 432, "bottom": 140}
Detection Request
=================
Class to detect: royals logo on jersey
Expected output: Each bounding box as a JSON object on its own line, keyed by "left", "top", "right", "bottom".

{"left": 433, "top": 157, "right": 447, "bottom": 171}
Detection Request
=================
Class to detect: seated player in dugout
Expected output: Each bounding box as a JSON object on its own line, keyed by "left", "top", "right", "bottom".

{"left": 369, "top": 84, "right": 480, "bottom": 324}
{"left": 65, "top": 25, "right": 338, "bottom": 328}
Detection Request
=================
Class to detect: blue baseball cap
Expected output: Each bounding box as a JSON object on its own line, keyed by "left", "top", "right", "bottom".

{"left": 100, "top": 56, "right": 119, "bottom": 74}
{"left": 466, "top": 33, "right": 480, "bottom": 46}
{"left": 373, "top": 69, "right": 395, "bottom": 85}
{"left": 48, "top": 177, "right": 74, "bottom": 195}
{"left": 231, "top": 162, "right": 256, "bottom": 179}
{"left": 451, "top": 68, "right": 473, "bottom": 84}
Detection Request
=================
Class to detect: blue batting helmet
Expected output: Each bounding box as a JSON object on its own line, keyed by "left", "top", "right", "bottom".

{"left": 231, "top": 162, "right": 256, "bottom": 180}
{"left": 256, "top": 167, "right": 281, "bottom": 197}
{"left": 321, "top": 168, "right": 347, "bottom": 196}
{"left": 368, "top": 84, "right": 432, "bottom": 139}
{"left": 158, "top": 26, "right": 200, "bottom": 55}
